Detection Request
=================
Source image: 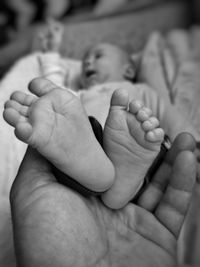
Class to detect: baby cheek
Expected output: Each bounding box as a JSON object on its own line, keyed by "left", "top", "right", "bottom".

{"left": 99, "top": 71, "right": 111, "bottom": 83}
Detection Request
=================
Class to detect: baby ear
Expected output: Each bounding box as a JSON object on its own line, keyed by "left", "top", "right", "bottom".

{"left": 123, "top": 63, "right": 136, "bottom": 80}
{"left": 130, "top": 52, "right": 142, "bottom": 76}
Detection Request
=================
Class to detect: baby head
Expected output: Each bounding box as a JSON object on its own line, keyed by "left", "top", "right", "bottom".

{"left": 81, "top": 43, "right": 135, "bottom": 88}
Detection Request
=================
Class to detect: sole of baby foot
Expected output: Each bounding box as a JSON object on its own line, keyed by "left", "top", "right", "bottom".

{"left": 102, "top": 89, "right": 164, "bottom": 209}
{"left": 4, "top": 78, "right": 115, "bottom": 192}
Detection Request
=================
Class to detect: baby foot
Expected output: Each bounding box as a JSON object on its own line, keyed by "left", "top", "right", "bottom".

{"left": 102, "top": 89, "right": 164, "bottom": 209}
{"left": 3, "top": 78, "right": 114, "bottom": 192}
{"left": 39, "top": 19, "right": 64, "bottom": 52}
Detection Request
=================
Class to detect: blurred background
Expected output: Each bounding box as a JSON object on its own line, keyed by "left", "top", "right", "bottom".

{"left": 0, "top": 0, "right": 196, "bottom": 75}
{"left": 1, "top": 0, "right": 190, "bottom": 47}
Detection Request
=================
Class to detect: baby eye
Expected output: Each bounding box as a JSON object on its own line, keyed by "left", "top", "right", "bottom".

{"left": 95, "top": 52, "right": 102, "bottom": 59}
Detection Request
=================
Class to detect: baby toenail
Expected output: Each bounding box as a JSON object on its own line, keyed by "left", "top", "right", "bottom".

{"left": 143, "top": 107, "right": 151, "bottom": 115}
{"left": 150, "top": 117, "right": 159, "bottom": 126}
{"left": 145, "top": 121, "right": 152, "bottom": 127}
{"left": 133, "top": 100, "right": 142, "bottom": 109}
{"left": 139, "top": 111, "right": 149, "bottom": 120}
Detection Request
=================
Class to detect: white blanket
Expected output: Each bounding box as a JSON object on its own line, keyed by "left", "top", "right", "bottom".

{"left": 0, "top": 53, "right": 42, "bottom": 267}
{"left": 0, "top": 53, "right": 41, "bottom": 198}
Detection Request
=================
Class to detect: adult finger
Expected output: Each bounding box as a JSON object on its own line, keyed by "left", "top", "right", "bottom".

{"left": 154, "top": 150, "right": 196, "bottom": 239}
{"left": 136, "top": 133, "right": 196, "bottom": 211}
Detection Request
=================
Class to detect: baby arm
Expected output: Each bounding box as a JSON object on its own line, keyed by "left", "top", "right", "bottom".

{"left": 38, "top": 52, "right": 67, "bottom": 87}
{"left": 38, "top": 19, "right": 68, "bottom": 88}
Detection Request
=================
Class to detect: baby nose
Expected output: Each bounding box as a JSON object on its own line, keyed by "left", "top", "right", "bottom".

{"left": 84, "top": 56, "right": 93, "bottom": 67}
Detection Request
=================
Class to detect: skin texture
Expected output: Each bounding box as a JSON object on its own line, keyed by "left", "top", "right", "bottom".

{"left": 102, "top": 88, "right": 164, "bottom": 209}
{"left": 3, "top": 78, "right": 115, "bottom": 193}
{"left": 10, "top": 133, "right": 196, "bottom": 267}
{"left": 3, "top": 78, "right": 164, "bottom": 209}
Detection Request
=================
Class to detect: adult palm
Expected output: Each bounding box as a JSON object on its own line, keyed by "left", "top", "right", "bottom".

{"left": 11, "top": 133, "right": 196, "bottom": 267}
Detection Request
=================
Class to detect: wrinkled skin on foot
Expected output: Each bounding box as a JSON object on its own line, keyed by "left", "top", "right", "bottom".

{"left": 3, "top": 78, "right": 115, "bottom": 192}
{"left": 11, "top": 133, "right": 196, "bottom": 267}
{"left": 102, "top": 88, "right": 164, "bottom": 209}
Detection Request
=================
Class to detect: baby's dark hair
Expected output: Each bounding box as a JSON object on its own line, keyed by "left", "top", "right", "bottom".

{"left": 126, "top": 56, "right": 137, "bottom": 83}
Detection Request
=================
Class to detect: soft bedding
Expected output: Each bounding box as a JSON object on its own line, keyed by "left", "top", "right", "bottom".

{"left": 1, "top": 27, "right": 200, "bottom": 266}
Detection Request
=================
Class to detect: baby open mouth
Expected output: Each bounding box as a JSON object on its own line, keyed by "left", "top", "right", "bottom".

{"left": 85, "top": 69, "right": 97, "bottom": 78}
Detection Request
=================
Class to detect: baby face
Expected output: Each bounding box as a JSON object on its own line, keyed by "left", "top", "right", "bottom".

{"left": 81, "top": 43, "right": 128, "bottom": 88}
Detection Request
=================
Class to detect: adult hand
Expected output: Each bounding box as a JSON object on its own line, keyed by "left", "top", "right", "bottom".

{"left": 10, "top": 133, "right": 196, "bottom": 267}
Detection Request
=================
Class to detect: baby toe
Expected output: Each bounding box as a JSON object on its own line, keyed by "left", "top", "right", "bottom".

{"left": 20, "top": 106, "right": 29, "bottom": 116}
{"left": 5, "top": 100, "right": 29, "bottom": 117}
{"left": 129, "top": 100, "right": 143, "bottom": 114}
{"left": 4, "top": 100, "right": 19, "bottom": 110}
{"left": 29, "top": 78, "right": 59, "bottom": 97}
{"left": 23, "top": 94, "right": 36, "bottom": 106}
{"left": 11, "top": 91, "right": 35, "bottom": 106}
{"left": 136, "top": 107, "right": 152, "bottom": 122}
{"left": 146, "top": 128, "right": 164, "bottom": 142}
{"left": 11, "top": 91, "right": 25, "bottom": 103}
{"left": 3, "top": 108, "right": 25, "bottom": 127}
{"left": 110, "top": 89, "right": 129, "bottom": 110}
{"left": 142, "top": 117, "right": 159, "bottom": 131}
{"left": 15, "top": 122, "right": 33, "bottom": 143}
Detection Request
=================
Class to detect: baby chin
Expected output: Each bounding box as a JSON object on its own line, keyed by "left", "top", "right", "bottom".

{"left": 84, "top": 76, "right": 102, "bottom": 88}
